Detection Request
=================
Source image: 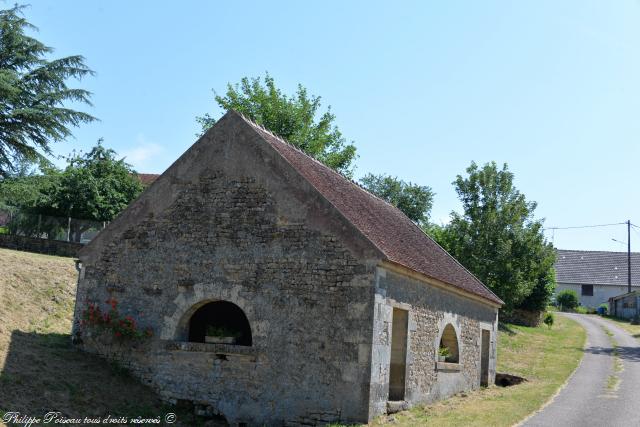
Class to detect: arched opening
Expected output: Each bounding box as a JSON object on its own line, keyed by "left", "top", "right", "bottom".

{"left": 439, "top": 323, "right": 459, "bottom": 363}
{"left": 188, "top": 301, "right": 252, "bottom": 346}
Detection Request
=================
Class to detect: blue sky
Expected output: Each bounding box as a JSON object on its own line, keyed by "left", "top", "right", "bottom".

{"left": 21, "top": 0, "right": 640, "bottom": 251}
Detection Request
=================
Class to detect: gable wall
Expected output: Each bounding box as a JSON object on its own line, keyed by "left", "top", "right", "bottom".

{"left": 73, "top": 115, "right": 382, "bottom": 425}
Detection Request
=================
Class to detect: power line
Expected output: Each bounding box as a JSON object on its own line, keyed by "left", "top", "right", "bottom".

{"left": 544, "top": 222, "right": 627, "bottom": 231}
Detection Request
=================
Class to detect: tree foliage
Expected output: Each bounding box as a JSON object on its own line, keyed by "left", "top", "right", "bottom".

{"left": 0, "top": 141, "right": 143, "bottom": 241}
{"left": 52, "top": 142, "right": 143, "bottom": 222}
{"left": 197, "top": 73, "right": 357, "bottom": 176}
{"left": 360, "top": 173, "right": 434, "bottom": 225}
{"left": 0, "top": 5, "right": 95, "bottom": 177}
{"left": 432, "top": 161, "right": 556, "bottom": 311}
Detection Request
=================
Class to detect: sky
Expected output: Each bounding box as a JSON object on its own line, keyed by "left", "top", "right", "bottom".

{"left": 19, "top": 0, "right": 640, "bottom": 251}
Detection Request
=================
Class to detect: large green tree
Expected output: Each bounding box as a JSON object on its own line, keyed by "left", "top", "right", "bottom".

{"left": 52, "top": 143, "right": 143, "bottom": 223}
{"left": 197, "top": 73, "right": 357, "bottom": 176}
{"left": 0, "top": 5, "right": 95, "bottom": 177}
{"left": 360, "top": 173, "right": 434, "bottom": 225}
{"left": 0, "top": 142, "right": 143, "bottom": 241}
{"left": 433, "top": 161, "right": 555, "bottom": 311}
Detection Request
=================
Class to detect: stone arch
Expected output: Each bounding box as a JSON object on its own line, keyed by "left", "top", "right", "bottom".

{"left": 439, "top": 323, "right": 459, "bottom": 363}
{"left": 435, "top": 314, "right": 462, "bottom": 364}
{"left": 187, "top": 300, "right": 252, "bottom": 346}
{"left": 161, "top": 283, "right": 257, "bottom": 342}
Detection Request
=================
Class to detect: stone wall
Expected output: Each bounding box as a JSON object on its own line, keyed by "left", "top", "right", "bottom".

{"left": 368, "top": 266, "right": 498, "bottom": 418}
{"left": 500, "top": 309, "right": 542, "bottom": 327}
{"left": 74, "top": 117, "right": 382, "bottom": 426}
{"left": 0, "top": 234, "right": 82, "bottom": 257}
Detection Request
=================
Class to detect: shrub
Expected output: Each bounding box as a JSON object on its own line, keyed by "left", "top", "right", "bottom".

{"left": 81, "top": 298, "right": 153, "bottom": 339}
{"left": 543, "top": 312, "right": 554, "bottom": 329}
{"left": 556, "top": 290, "right": 579, "bottom": 311}
{"left": 574, "top": 306, "right": 588, "bottom": 314}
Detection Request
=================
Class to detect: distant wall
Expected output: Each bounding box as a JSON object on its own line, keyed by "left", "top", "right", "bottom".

{"left": 0, "top": 234, "right": 82, "bottom": 258}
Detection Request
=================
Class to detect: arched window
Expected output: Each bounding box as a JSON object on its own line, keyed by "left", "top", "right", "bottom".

{"left": 439, "top": 323, "right": 459, "bottom": 363}
{"left": 188, "top": 301, "right": 252, "bottom": 346}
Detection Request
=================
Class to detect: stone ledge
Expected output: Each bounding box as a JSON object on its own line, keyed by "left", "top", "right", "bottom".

{"left": 435, "top": 361, "right": 461, "bottom": 372}
{"left": 164, "top": 340, "right": 257, "bottom": 357}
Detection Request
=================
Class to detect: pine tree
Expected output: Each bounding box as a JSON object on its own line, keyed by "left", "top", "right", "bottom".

{"left": 0, "top": 5, "right": 95, "bottom": 177}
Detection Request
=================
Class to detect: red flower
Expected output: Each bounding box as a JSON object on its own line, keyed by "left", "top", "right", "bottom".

{"left": 115, "top": 331, "right": 122, "bottom": 338}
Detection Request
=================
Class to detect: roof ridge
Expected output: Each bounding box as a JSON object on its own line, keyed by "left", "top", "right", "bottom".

{"left": 231, "top": 110, "right": 404, "bottom": 211}
{"left": 557, "top": 248, "right": 640, "bottom": 255}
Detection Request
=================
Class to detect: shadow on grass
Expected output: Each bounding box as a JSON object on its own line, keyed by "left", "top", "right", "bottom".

{"left": 498, "top": 322, "right": 518, "bottom": 336}
{"left": 0, "top": 330, "right": 209, "bottom": 426}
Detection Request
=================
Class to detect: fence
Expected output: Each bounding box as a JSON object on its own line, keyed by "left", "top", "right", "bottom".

{"left": 0, "top": 208, "right": 106, "bottom": 244}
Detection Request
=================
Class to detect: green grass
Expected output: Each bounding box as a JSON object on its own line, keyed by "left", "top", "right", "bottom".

{"left": 601, "top": 315, "right": 640, "bottom": 339}
{"left": 0, "top": 248, "right": 204, "bottom": 426}
{"left": 370, "top": 315, "right": 586, "bottom": 427}
{"left": 601, "top": 326, "right": 623, "bottom": 393}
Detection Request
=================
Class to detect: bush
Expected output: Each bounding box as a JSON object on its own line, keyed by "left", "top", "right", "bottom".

{"left": 556, "top": 290, "right": 579, "bottom": 311}
{"left": 543, "top": 312, "right": 554, "bottom": 329}
{"left": 574, "top": 306, "right": 588, "bottom": 314}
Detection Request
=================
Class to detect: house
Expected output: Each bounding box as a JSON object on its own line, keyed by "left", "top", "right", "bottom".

{"left": 72, "top": 111, "right": 503, "bottom": 426}
{"left": 555, "top": 249, "right": 640, "bottom": 307}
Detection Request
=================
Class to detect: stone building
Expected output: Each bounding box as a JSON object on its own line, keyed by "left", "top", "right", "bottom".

{"left": 73, "top": 111, "right": 503, "bottom": 426}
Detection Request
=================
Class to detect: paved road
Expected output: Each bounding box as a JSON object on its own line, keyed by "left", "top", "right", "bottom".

{"left": 523, "top": 313, "right": 640, "bottom": 427}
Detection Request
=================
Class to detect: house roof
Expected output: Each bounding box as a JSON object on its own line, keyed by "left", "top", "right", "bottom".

{"left": 555, "top": 249, "right": 640, "bottom": 286}
{"left": 136, "top": 173, "right": 160, "bottom": 186}
{"left": 239, "top": 113, "right": 503, "bottom": 306}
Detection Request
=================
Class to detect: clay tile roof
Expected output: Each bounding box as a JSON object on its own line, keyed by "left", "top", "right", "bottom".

{"left": 136, "top": 173, "right": 160, "bottom": 186}
{"left": 237, "top": 113, "right": 503, "bottom": 306}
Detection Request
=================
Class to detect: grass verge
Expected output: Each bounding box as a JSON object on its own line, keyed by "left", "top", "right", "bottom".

{"left": 600, "top": 315, "right": 640, "bottom": 339}
{"left": 369, "top": 315, "right": 586, "bottom": 427}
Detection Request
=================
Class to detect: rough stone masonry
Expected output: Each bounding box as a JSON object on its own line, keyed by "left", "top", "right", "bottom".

{"left": 73, "top": 111, "right": 502, "bottom": 426}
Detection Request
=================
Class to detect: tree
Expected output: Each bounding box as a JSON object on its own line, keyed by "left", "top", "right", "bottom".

{"left": 52, "top": 142, "right": 143, "bottom": 239}
{"left": 0, "top": 5, "right": 95, "bottom": 177}
{"left": 197, "top": 73, "right": 357, "bottom": 176}
{"left": 0, "top": 141, "right": 143, "bottom": 241}
{"left": 433, "top": 161, "right": 556, "bottom": 311}
{"left": 360, "top": 173, "right": 434, "bottom": 225}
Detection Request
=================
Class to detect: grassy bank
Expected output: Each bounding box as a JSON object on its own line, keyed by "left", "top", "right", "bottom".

{"left": 370, "top": 314, "right": 586, "bottom": 427}
{"left": 0, "top": 248, "right": 201, "bottom": 426}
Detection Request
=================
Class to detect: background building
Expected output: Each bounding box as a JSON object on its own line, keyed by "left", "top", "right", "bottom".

{"left": 555, "top": 249, "right": 640, "bottom": 307}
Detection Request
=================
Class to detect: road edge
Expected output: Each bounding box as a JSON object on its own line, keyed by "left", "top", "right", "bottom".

{"left": 512, "top": 313, "right": 587, "bottom": 427}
